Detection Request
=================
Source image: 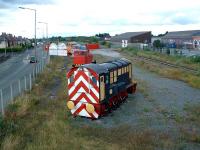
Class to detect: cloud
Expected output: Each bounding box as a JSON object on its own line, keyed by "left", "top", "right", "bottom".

{"left": 0, "top": 1, "right": 9, "bottom": 8}
{"left": 161, "top": 10, "right": 200, "bottom": 25}
{"left": 0, "top": 0, "right": 54, "bottom": 9}
{"left": 171, "top": 17, "right": 197, "bottom": 25}
{"left": 1, "top": 0, "right": 54, "bottom": 5}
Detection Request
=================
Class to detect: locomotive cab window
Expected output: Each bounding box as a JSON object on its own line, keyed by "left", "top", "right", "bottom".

{"left": 129, "top": 64, "right": 132, "bottom": 78}
{"left": 114, "top": 70, "right": 117, "bottom": 82}
{"left": 110, "top": 71, "right": 113, "bottom": 84}
{"left": 118, "top": 68, "right": 121, "bottom": 76}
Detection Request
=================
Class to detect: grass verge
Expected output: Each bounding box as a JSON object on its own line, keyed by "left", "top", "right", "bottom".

{"left": 120, "top": 48, "right": 200, "bottom": 89}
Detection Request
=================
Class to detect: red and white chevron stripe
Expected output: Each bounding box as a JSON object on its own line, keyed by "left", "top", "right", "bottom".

{"left": 67, "top": 67, "right": 100, "bottom": 118}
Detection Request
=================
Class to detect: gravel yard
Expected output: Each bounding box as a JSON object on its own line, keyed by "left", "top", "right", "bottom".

{"left": 70, "top": 48, "right": 200, "bottom": 149}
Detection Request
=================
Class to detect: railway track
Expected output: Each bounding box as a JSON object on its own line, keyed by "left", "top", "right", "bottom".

{"left": 132, "top": 55, "right": 199, "bottom": 75}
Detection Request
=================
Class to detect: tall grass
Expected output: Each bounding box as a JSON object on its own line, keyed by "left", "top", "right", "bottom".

{"left": 122, "top": 47, "right": 200, "bottom": 70}
{"left": 121, "top": 48, "right": 200, "bottom": 89}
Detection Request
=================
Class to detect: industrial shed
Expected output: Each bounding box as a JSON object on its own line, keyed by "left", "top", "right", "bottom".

{"left": 110, "top": 31, "right": 152, "bottom": 44}
{"left": 161, "top": 30, "right": 200, "bottom": 49}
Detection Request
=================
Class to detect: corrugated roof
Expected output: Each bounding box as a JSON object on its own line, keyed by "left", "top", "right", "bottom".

{"left": 162, "top": 30, "right": 200, "bottom": 39}
{"left": 111, "top": 31, "right": 151, "bottom": 40}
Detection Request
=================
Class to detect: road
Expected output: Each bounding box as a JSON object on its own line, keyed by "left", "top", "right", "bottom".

{"left": 0, "top": 46, "right": 48, "bottom": 113}
{"left": 0, "top": 47, "right": 47, "bottom": 89}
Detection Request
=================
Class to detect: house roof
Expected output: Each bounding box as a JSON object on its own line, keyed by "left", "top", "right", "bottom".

{"left": 162, "top": 30, "right": 200, "bottom": 39}
{"left": 111, "top": 31, "right": 151, "bottom": 40}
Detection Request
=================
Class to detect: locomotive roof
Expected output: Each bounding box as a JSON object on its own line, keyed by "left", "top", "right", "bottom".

{"left": 83, "top": 58, "right": 131, "bottom": 74}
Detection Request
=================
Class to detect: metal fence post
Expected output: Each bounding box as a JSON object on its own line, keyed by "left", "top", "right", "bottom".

{"left": 41, "top": 60, "right": 43, "bottom": 71}
{"left": 35, "top": 66, "right": 37, "bottom": 76}
{"left": 18, "top": 79, "right": 21, "bottom": 93}
{"left": 40, "top": 62, "right": 42, "bottom": 72}
{"left": 38, "top": 62, "right": 40, "bottom": 73}
{"left": 10, "top": 84, "right": 13, "bottom": 101}
{"left": 33, "top": 69, "right": 35, "bottom": 81}
{"left": 40, "top": 61, "right": 42, "bottom": 72}
{"left": 24, "top": 76, "right": 27, "bottom": 91}
{"left": 0, "top": 89, "right": 4, "bottom": 116}
{"left": 29, "top": 74, "right": 32, "bottom": 90}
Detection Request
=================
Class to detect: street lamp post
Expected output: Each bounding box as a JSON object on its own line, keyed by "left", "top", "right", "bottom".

{"left": 38, "top": 22, "right": 48, "bottom": 41}
{"left": 19, "top": 6, "right": 37, "bottom": 59}
{"left": 4, "top": 36, "right": 7, "bottom": 56}
{"left": 38, "top": 21, "right": 49, "bottom": 61}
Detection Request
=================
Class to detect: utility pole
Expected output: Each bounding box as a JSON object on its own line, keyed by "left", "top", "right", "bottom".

{"left": 19, "top": 7, "right": 37, "bottom": 59}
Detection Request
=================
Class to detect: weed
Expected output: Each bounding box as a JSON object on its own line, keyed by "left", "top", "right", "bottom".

{"left": 184, "top": 103, "right": 200, "bottom": 124}
{"left": 143, "top": 107, "right": 150, "bottom": 112}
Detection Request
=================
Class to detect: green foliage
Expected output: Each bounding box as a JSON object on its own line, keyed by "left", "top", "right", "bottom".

{"left": 0, "top": 45, "right": 29, "bottom": 53}
{"left": 100, "top": 41, "right": 106, "bottom": 45}
{"left": 88, "top": 36, "right": 99, "bottom": 43}
{"left": 100, "top": 41, "right": 111, "bottom": 48}
{"left": 0, "top": 115, "right": 18, "bottom": 144}
{"left": 95, "top": 33, "right": 110, "bottom": 39}
{"left": 65, "top": 36, "right": 100, "bottom": 43}
{"left": 189, "top": 56, "right": 200, "bottom": 63}
{"left": 153, "top": 40, "right": 164, "bottom": 48}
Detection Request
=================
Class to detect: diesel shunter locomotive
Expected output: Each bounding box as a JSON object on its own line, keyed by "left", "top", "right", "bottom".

{"left": 67, "top": 58, "right": 137, "bottom": 119}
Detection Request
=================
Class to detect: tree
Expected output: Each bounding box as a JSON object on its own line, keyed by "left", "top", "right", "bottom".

{"left": 153, "top": 40, "right": 164, "bottom": 48}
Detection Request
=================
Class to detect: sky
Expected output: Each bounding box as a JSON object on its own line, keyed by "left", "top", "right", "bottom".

{"left": 0, "top": 0, "right": 200, "bottom": 38}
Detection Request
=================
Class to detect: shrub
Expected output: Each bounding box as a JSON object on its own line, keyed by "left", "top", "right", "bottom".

{"left": 189, "top": 56, "right": 200, "bottom": 63}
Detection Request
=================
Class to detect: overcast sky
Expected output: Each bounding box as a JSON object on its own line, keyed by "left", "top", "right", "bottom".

{"left": 0, "top": 0, "right": 200, "bottom": 38}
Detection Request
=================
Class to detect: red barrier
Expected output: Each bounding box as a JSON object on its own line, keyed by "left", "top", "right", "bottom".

{"left": 73, "top": 50, "right": 93, "bottom": 65}
{"left": 43, "top": 43, "right": 50, "bottom": 51}
{"left": 85, "top": 43, "right": 100, "bottom": 50}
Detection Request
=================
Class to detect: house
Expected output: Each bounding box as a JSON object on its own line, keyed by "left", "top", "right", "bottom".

{"left": 0, "top": 33, "right": 30, "bottom": 48}
{"left": 0, "top": 35, "right": 8, "bottom": 49}
{"left": 161, "top": 30, "right": 200, "bottom": 49}
{"left": 110, "top": 31, "right": 152, "bottom": 44}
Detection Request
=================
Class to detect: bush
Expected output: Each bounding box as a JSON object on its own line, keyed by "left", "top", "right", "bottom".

{"left": 190, "top": 56, "right": 200, "bottom": 63}
{"left": 100, "top": 41, "right": 106, "bottom": 45}
{"left": 0, "top": 44, "right": 34, "bottom": 53}
{"left": 0, "top": 47, "right": 21, "bottom": 53}
{"left": 100, "top": 41, "right": 111, "bottom": 48}
{"left": 105, "top": 42, "right": 111, "bottom": 48}
{"left": 0, "top": 115, "right": 18, "bottom": 143}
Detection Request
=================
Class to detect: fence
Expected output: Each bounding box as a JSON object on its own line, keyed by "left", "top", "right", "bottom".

{"left": 110, "top": 42, "right": 197, "bottom": 56}
{"left": 0, "top": 57, "right": 49, "bottom": 116}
